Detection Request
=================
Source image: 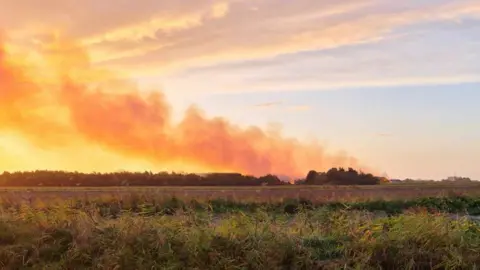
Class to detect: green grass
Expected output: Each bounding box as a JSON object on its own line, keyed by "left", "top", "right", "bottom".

{"left": 0, "top": 195, "right": 479, "bottom": 269}
{"left": 8, "top": 195, "right": 479, "bottom": 216}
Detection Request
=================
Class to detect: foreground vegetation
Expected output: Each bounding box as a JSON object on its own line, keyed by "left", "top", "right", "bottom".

{"left": 3, "top": 183, "right": 480, "bottom": 206}
{"left": 4, "top": 194, "right": 480, "bottom": 216}
{"left": 0, "top": 195, "right": 479, "bottom": 269}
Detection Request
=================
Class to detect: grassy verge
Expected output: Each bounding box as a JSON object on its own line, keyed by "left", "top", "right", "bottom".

{"left": 0, "top": 196, "right": 479, "bottom": 269}
{"left": 0, "top": 205, "right": 479, "bottom": 269}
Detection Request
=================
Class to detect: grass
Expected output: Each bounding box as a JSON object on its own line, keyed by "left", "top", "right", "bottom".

{"left": 0, "top": 192, "right": 480, "bottom": 269}
{"left": 0, "top": 203, "right": 479, "bottom": 269}
{"left": 2, "top": 183, "right": 480, "bottom": 205}
{"left": 3, "top": 191, "right": 480, "bottom": 215}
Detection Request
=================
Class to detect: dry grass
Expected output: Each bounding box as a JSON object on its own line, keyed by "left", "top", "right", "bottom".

{"left": 1, "top": 184, "right": 480, "bottom": 205}
{"left": 0, "top": 186, "right": 479, "bottom": 269}
{"left": 0, "top": 203, "right": 479, "bottom": 269}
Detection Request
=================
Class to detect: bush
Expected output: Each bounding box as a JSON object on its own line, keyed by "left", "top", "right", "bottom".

{"left": 304, "top": 167, "right": 385, "bottom": 185}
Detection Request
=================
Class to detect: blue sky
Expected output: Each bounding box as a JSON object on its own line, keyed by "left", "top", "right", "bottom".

{"left": 1, "top": 0, "right": 479, "bottom": 179}
{"left": 183, "top": 83, "right": 480, "bottom": 180}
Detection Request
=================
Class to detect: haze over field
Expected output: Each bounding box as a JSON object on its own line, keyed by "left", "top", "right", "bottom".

{"left": 1, "top": 0, "right": 479, "bottom": 180}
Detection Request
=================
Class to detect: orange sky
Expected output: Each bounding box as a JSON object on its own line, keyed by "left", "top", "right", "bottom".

{"left": 0, "top": 35, "right": 364, "bottom": 178}
{"left": 1, "top": 0, "right": 479, "bottom": 180}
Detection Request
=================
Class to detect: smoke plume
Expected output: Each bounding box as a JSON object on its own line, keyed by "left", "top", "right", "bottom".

{"left": 0, "top": 34, "right": 368, "bottom": 178}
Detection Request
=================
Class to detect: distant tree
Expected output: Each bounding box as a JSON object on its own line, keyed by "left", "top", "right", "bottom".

{"left": 303, "top": 167, "right": 382, "bottom": 185}
{"left": 258, "top": 174, "right": 284, "bottom": 186}
{"left": 294, "top": 179, "right": 306, "bottom": 185}
{"left": 305, "top": 170, "right": 319, "bottom": 184}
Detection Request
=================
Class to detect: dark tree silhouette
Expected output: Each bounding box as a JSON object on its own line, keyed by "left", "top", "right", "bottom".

{"left": 0, "top": 168, "right": 387, "bottom": 187}
{"left": 301, "top": 167, "right": 384, "bottom": 185}
{"left": 305, "top": 170, "right": 318, "bottom": 184}
{"left": 0, "top": 171, "right": 288, "bottom": 187}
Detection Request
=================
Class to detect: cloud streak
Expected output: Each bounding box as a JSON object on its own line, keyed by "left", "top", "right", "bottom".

{"left": 2, "top": 0, "right": 479, "bottom": 98}
{"left": 3, "top": 0, "right": 478, "bottom": 75}
{"left": 288, "top": 105, "right": 311, "bottom": 112}
{"left": 92, "top": 0, "right": 480, "bottom": 74}
{"left": 253, "top": 101, "right": 282, "bottom": 108}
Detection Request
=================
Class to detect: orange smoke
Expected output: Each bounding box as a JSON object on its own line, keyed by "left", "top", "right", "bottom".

{"left": 0, "top": 34, "right": 367, "bottom": 178}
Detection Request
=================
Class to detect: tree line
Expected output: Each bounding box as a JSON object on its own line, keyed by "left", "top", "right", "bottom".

{"left": 0, "top": 171, "right": 286, "bottom": 187}
{"left": 298, "top": 168, "right": 389, "bottom": 185}
{"left": 0, "top": 168, "right": 388, "bottom": 187}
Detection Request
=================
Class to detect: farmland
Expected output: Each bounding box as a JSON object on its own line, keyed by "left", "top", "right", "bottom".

{"left": 2, "top": 183, "right": 480, "bottom": 204}
{"left": 0, "top": 183, "right": 478, "bottom": 269}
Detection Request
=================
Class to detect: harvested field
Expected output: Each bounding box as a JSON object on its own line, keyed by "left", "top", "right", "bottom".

{"left": 2, "top": 184, "right": 480, "bottom": 204}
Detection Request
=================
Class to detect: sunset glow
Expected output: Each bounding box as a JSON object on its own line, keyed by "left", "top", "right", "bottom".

{"left": 0, "top": 35, "right": 362, "bottom": 178}
{"left": 1, "top": 0, "right": 479, "bottom": 179}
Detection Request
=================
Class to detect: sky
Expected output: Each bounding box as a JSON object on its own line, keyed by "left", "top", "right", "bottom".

{"left": 0, "top": 0, "right": 479, "bottom": 180}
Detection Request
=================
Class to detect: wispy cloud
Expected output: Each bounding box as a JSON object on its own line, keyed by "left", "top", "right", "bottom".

{"left": 287, "top": 105, "right": 311, "bottom": 112}
{"left": 4, "top": 1, "right": 478, "bottom": 68}
{"left": 253, "top": 101, "right": 283, "bottom": 108}
{"left": 93, "top": 0, "right": 480, "bottom": 73}
{"left": 251, "top": 102, "right": 311, "bottom": 112}
{"left": 2, "top": 0, "right": 480, "bottom": 93}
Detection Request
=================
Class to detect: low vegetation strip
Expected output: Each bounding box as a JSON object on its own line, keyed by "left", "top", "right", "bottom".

{"left": 0, "top": 203, "right": 479, "bottom": 269}
{"left": 3, "top": 195, "right": 480, "bottom": 216}
{"left": 1, "top": 193, "right": 480, "bottom": 269}
{"left": 3, "top": 184, "right": 480, "bottom": 205}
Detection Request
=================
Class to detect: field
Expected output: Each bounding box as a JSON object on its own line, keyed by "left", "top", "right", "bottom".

{"left": 1, "top": 185, "right": 480, "bottom": 269}
{"left": 2, "top": 183, "right": 480, "bottom": 204}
